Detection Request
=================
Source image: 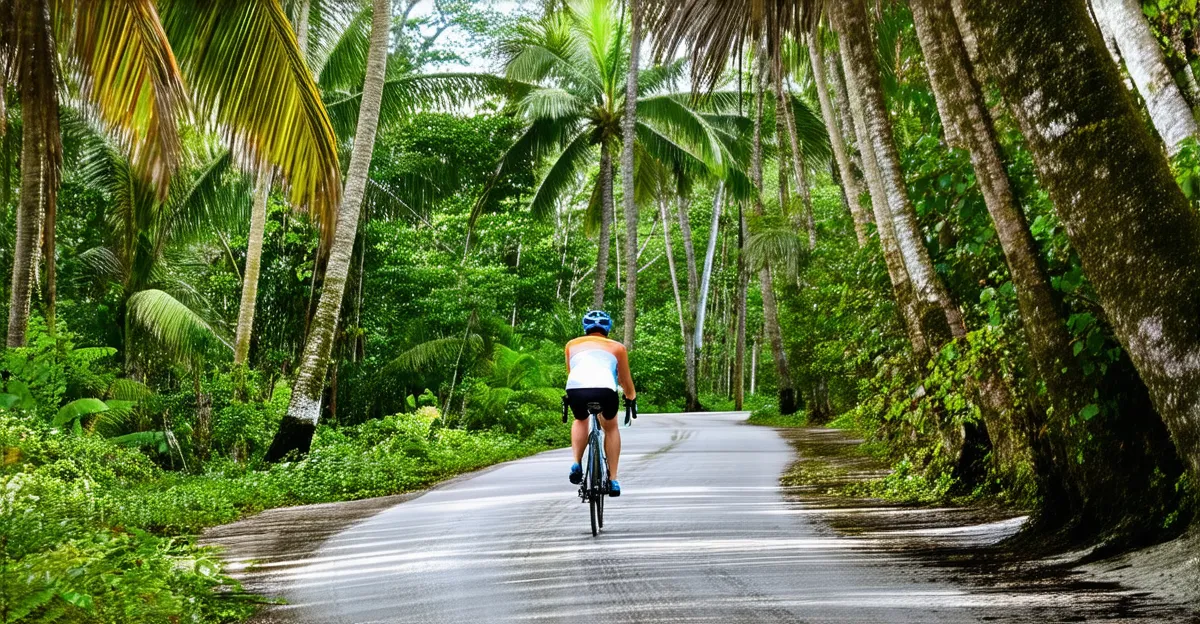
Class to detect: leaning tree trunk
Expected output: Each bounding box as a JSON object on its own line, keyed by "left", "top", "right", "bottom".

{"left": 593, "top": 142, "right": 615, "bottom": 309}
{"left": 693, "top": 183, "right": 723, "bottom": 410}
{"left": 1092, "top": 0, "right": 1199, "bottom": 154}
{"left": 837, "top": 32, "right": 930, "bottom": 359}
{"left": 912, "top": 0, "right": 1091, "bottom": 520}
{"left": 621, "top": 0, "right": 641, "bottom": 347}
{"left": 659, "top": 196, "right": 694, "bottom": 405}
{"left": 267, "top": 0, "right": 389, "bottom": 461}
{"left": 833, "top": 0, "right": 964, "bottom": 350}
{"left": 774, "top": 53, "right": 816, "bottom": 249}
{"left": 234, "top": 172, "right": 271, "bottom": 366}
{"left": 809, "top": 31, "right": 871, "bottom": 247}
{"left": 962, "top": 0, "right": 1200, "bottom": 482}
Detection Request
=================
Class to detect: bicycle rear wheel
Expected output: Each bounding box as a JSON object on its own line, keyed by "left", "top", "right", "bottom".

{"left": 588, "top": 436, "right": 603, "bottom": 536}
{"left": 597, "top": 489, "right": 604, "bottom": 529}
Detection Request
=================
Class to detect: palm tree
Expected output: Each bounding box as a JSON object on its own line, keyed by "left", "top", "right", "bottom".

{"left": 74, "top": 130, "right": 239, "bottom": 373}
{"left": 486, "top": 0, "right": 736, "bottom": 311}
{"left": 267, "top": 0, "right": 392, "bottom": 462}
{"left": 3, "top": 0, "right": 343, "bottom": 350}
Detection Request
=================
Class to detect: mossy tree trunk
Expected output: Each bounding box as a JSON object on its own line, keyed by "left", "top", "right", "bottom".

{"left": 267, "top": 0, "right": 390, "bottom": 461}
{"left": 962, "top": 0, "right": 1200, "bottom": 482}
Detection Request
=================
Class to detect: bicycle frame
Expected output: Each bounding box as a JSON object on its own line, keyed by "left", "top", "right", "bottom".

{"left": 581, "top": 403, "right": 607, "bottom": 503}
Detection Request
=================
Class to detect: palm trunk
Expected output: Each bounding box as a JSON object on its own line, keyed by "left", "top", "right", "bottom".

{"left": 8, "top": 81, "right": 47, "bottom": 348}
{"left": 621, "top": 0, "right": 641, "bottom": 347}
{"left": 911, "top": 0, "right": 1091, "bottom": 521}
{"left": 593, "top": 142, "right": 614, "bottom": 309}
{"left": 833, "top": 0, "right": 964, "bottom": 350}
{"left": 41, "top": 168, "right": 55, "bottom": 336}
{"left": 694, "top": 183, "right": 723, "bottom": 352}
{"left": 774, "top": 55, "right": 816, "bottom": 249}
{"left": 268, "top": 0, "right": 390, "bottom": 461}
{"left": 733, "top": 203, "right": 749, "bottom": 410}
{"left": 234, "top": 172, "right": 271, "bottom": 366}
{"left": 660, "top": 196, "right": 693, "bottom": 403}
{"left": 962, "top": 0, "right": 1200, "bottom": 483}
{"left": 809, "top": 32, "right": 871, "bottom": 247}
{"left": 837, "top": 34, "right": 929, "bottom": 358}
{"left": 1092, "top": 0, "right": 1199, "bottom": 154}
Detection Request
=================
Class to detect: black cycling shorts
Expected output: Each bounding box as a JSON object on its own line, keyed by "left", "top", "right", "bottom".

{"left": 566, "top": 388, "right": 619, "bottom": 421}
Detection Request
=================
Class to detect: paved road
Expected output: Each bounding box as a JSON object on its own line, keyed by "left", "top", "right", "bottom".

{"left": 245, "top": 412, "right": 1151, "bottom": 623}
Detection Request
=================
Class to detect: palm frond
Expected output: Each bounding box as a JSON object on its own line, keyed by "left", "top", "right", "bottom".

{"left": 165, "top": 148, "right": 250, "bottom": 243}
{"left": 788, "top": 92, "right": 831, "bottom": 169}
{"left": 313, "top": 1, "right": 371, "bottom": 92}
{"left": 160, "top": 0, "right": 341, "bottom": 244}
{"left": 384, "top": 335, "right": 484, "bottom": 376}
{"left": 126, "top": 289, "right": 232, "bottom": 361}
{"left": 70, "top": 0, "right": 188, "bottom": 195}
{"left": 645, "top": 0, "right": 815, "bottom": 92}
{"left": 325, "top": 73, "right": 530, "bottom": 139}
{"left": 528, "top": 129, "right": 596, "bottom": 220}
{"left": 637, "top": 94, "right": 727, "bottom": 173}
{"left": 747, "top": 225, "right": 810, "bottom": 277}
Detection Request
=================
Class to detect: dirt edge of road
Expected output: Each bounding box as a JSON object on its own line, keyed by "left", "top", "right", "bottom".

{"left": 772, "top": 426, "right": 1199, "bottom": 620}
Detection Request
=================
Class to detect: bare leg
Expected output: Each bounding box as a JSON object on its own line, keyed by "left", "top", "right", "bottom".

{"left": 571, "top": 418, "right": 588, "bottom": 464}
{"left": 601, "top": 416, "right": 621, "bottom": 479}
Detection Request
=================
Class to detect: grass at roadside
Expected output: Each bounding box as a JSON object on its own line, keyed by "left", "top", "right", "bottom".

{"left": 2, "top": 409, "right": 568, "bottom": 623}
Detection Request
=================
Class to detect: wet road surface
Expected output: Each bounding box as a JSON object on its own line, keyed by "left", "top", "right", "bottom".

{"left": 232, "top": 412, "right": 1180, "bottom": 623}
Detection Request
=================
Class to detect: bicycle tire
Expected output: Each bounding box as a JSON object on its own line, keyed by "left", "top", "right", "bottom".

{"left": 589, "top": 433, "right": 603, "bottom": 536}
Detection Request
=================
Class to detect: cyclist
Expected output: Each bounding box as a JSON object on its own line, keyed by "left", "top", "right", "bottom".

{"left": 565, "top": 310, "right": 636, "bottom": 496}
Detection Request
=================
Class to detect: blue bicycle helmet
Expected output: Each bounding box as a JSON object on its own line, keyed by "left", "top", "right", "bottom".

{"left": 582, "top": 310, "right": 613, "bottom": 336}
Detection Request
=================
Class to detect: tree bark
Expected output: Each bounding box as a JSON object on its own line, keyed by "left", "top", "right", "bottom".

{"left": 1091, "top": 0, "right": 1199, "bottom": 154}
{"left": 659, "top": 196, "right": 693, "bottom": 404}
{"left": 8, "top": 1, "right": 58, "bottom": 348}
{"left": 963, "top": 0, "right": 1200, "bottom": 482}
{"left": 234, "top": 172, "right": 271, "bottom": 366}
{"left": 593, "top": 142, "right": 614, "bottom": 309}
{"left": 910, "top": 0, "right": 1093, "bottom": 520}
{"left": 695, "top": 184, "right": 723, "bottom": 350}
{"left": 621, "top": 0, "right": 641, "bottom": 347}
{"left": 733, "top": 203, "right": 748, "bottom": 410}
{"left": 268, "top": 0, "right": 390, "bottom": 461}
{"left": 837, "top": 30, "right": 930, "bottom": 359}
{"left": 809, "top": 32, "right": 870, "bottom": 247}
{"left": 41, "top": 164, "right": 54, "bottom": 336}
{"left": 774, "top": 54, "right": 816, "bottom": 249}
{"left": 750, "top": 53, "right": 798, "bottom": 415}
{"left": 834, "top": 0, "right": 966, "bottom": 350}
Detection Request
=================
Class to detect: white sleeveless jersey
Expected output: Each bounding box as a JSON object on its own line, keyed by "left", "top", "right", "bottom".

{"left": 566, "top": 344, "right": 619, "bottom": 391}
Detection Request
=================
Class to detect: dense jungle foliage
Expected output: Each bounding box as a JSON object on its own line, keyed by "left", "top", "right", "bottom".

{"left": 4, "top": 0, "right": 1200, "bottom": 621}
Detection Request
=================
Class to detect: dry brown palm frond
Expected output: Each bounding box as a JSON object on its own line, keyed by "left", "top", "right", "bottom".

{"left": 644, "top": 0, "right": 820, "bottom": 92}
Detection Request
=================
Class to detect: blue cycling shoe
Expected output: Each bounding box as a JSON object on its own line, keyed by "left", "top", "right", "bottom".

{"left": 569, "top": 462, "right": 583, "bottom": 485}
{"left": 608, "top": 479, "right": 621, "bottom": 497}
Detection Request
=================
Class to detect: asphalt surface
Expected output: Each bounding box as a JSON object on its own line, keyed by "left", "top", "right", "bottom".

{"left": 241, "top": 412, "right": 1158, "bottom": 623}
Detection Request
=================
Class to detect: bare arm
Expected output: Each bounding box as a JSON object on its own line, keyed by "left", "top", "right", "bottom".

{"left": 615, "top": 345, "right": 636, "bottom": 399}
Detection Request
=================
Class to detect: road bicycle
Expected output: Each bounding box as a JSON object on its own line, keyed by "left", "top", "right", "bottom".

{"left": 562, "top": 397, "right": 634, "bottom": 536}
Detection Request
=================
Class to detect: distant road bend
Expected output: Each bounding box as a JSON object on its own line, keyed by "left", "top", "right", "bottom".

{"left": 235, "top": 412, "right": 1164, "bottom": 624}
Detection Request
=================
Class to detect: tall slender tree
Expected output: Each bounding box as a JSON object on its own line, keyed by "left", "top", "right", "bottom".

{"left": 621, "top": 0, "right": 643, "bottom": 345}
{"left": 808, "top": 30, "right": 869, "bottom": 246}
{"left": 268, "top": 0, "right": 391, "bottom": 461}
